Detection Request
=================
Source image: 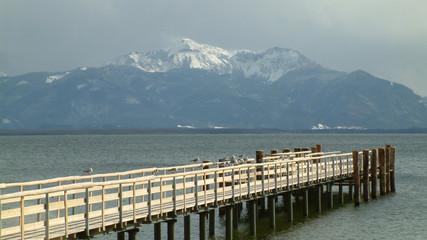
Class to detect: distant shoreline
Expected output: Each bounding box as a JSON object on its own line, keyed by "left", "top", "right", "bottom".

{"left": 1, "top": 128, "right": 427, "bottom": 136}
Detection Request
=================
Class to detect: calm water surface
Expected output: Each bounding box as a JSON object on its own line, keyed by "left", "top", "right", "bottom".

{"left": 1, "top": 134, "right": 426, "bottom": 239}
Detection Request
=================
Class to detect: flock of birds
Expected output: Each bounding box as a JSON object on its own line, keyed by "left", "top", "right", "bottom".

{"left": 192, "top": 154, "right": 250, "bottom": 167}
{"left": 83, "top": 154, "right": 252, "bottom": 176}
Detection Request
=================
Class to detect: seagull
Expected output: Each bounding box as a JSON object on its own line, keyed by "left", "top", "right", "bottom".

{"left": 192, "top": 157, "right": 200, "bottom": 162}
{"left": 239, "top": 154, "right": 245, "bottom": 158}
{"left": 169, "top": 167, "right": 178, "bottom": 173}
{"left": 219, "top": 157, "right": 229, "bottom": 162}
{"left": 231, "top": 155, "right": 236, "bottom": 161}
{"left": 83, "top": 168, "right": 93, "bottom": 174}
{"left": 152, "top": 169, "right": 159, "bottom": 175}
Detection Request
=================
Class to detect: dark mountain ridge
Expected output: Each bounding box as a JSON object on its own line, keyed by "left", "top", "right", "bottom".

{"left": 1, "top": 39, "right": 426, "bottom": 130}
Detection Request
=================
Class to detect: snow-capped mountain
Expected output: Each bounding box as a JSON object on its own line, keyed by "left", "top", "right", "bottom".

{"left": 1, "top": 39, "right": 427, "bottom": 130}
{"left": 107, "top": 38, "right": 318, "bottom": 82}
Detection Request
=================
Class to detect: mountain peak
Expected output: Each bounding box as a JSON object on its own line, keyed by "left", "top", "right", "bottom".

{"left": 167, "top": 38, "right": 207, "bottom": 53}
{"left": 107, "top": 38, "right": 318, "bottom": 82}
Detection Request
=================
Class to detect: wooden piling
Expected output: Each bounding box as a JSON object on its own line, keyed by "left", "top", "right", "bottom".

{"left": 285, "top": 192, "right": 293, "bottom": 222}
{"left": 282, "top": 148, "right": 291, "bottom": 153}
{"left": 390, "top": 147, "right": 396, "bottom": 192}
{"left": 385, "top": 147, "right": 391, "bottom": 193}
{"left": 200, "top": 212, "right": 207, "bottom": 240}
{"left": 249, "top": 200, "right": 257, "bottom": 236}
{"left": 327, "top": 183, "right": 334, "bottom": 208}
{"left": 225, "top": 206, "right": 233, "bottom": 240}
{"left": 378, "top": 148, "right": 386, "bottom": 195}
{"left": 338, "top": 184, "right": 344, "bottom": 204}
{"left": 117, "top": 231, "right": 125, "bottom": 240}
{"left": 128, "top": 229, "right": 139, "bottom": 240}
{"left": 268, "top": 196, "right": 276, "bottom": 228}
{"left": 352, "top": 151, "right": 361, "bottom": 206}
{"left": 233, "top": 205, "right": 239, "bottom": 228}
{"left": 362, "top": 150, "right": 370, "bottom": 202}
{"left": 303, "top": 189, "right": 309, "bottom": 216}
{"left": 154, "top": 222, "right": 162, "bottom": 240}
{"left": 167, "top": 220, "right": 176, "bottom": 240}
{"left": 256, "top": 150, "right": 264, "bottom": 163}
{"left": 370, "top": 149, "right": 378, "bottom": 199}
{"left": 209, "top": 210, "right": 215, "bottom": 236}
{"left": 316, "top": 185, "right": 322, "bottom": 212}
{"left": 316, "top": 144, "right": 322, "bottom": 153}
{"left": 184, "top": 215, "right": 191, "bottom": 240}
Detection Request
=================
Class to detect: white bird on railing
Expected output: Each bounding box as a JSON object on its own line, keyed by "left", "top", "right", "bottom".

{"left": 83, "top": 168, "right": 93, "bottom": 174}
{"left": 192, "top": 157, "right": 200, "bottom": 162}
{"left": 152, "top": 169, "right": 159, "bottom": 175}
{"left": 170, "top": 167, "right": 178, "bottom": 173}
{"left": 219, "top": 157, "right": 229, "bottom": 162}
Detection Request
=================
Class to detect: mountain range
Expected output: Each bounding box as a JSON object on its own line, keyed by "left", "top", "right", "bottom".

{"left": 1, "top": 38, "right": 427, "bottom": 130}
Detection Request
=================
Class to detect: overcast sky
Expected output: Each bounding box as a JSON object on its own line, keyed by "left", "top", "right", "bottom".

{"left": 1, "top": 0, "right": 426, "bottom": 96}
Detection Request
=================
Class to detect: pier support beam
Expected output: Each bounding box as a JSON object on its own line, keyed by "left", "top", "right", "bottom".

{"left": 225, "top": 206, "right": 233, "bottom": 240}
{"left": 327, "top": 183, "right": 333, "bottom": 208}
{"left": 154, "top": 222, "right": 162, "bottom": 240}
{"left": 117, "top": 231, "right": 125, "bottom": 240}
{"left": 378, "top": 148, "right": 386, "bottom": 195}
{"left": 363, "top": 150, "right": 370, "bottom": 202}
{"left": 386, "top": 147, "right": 391, "bottom": 193}
{"left": 348, "top": 183, "right": 353, "bottom": 201}
{"left": 390, "top": 147, "right": 396, "bottom": 192}
{"left": 248, "top": 200, "right": 257, "bottom": 236}
{"left": 371, "top": 149, "right": 378, "bottom": 199}
{"left": 316, "top": 185, "right": 322, "bottom": 212}
{"left": 167, "top": 220, "right": 176, "bottom": 240}
{"left": 199, "top": 212, "right": 207, "bottom": 240}
{"left": 233, "top": 205, "right": 239, "bottom": 228}
{"left": 285, "top": 192, "right": 293, "bottom": 222}
{"left": 303, "top": 189, "right": 309, "bottom": 217}
{"left": 209, "top": 210, "right": 215, "bottom": 236}
{"left": 353, "top": 151, "right": 361, "bottom": 206}
{"left": 338, "top": 184, "right": 344, "bottom": 204}
{"left": 268, "top": 196, "right": 276, "bottom": 228}
{"left": 129, "top": 229, "right": 139, "bottom": 240}
{"left": 184, "top": 215, "right": 191, "bottom": 240}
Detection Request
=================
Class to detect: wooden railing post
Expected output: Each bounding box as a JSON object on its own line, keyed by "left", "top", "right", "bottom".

{"left": 64, "top": 190, "right": 69, "bottom": 237}
{"left": 194, "top": 174, "right": 199, "bottom": 210}
{"left": 20, "top": 196, "right": 24, "bottom": 240}
{"left": 148, "top": 180, "right": 152, "bottom": 222}
{"left": 45, "top": 193, "right": 50, "bottom": 240}
{"left": 0, "top": 188, "right": 2, "bottom": 240}
{"left": 85, "top": 187, "right": 90, "bottom": 236}
{"left": 172, "top": 176, "right": 177, "bottom": 217}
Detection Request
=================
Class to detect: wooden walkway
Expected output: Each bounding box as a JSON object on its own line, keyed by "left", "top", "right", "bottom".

{"left": 0, "top": 145, "right": 396, "bottom": 240}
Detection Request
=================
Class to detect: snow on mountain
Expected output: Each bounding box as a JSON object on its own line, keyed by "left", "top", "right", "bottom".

{"left": 231, "top": 47, "right": 318, "bottom": 82}
{"left": 107, "top": 38, "right": 318, "bottom": 82}
{"left": 46, "top": 72, "right": 69, "bottom": 83}
{"left": 0, "top": 72, "right": 6, "bottom": 77}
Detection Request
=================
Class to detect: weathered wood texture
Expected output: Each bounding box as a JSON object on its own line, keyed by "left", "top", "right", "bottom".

{"left": 0, "top": 146, "right": 395, "bottom": 240}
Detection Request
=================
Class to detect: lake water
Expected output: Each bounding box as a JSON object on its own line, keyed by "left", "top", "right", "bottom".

{"left": 1, "top": 134, "right": 426, "bottom": 239}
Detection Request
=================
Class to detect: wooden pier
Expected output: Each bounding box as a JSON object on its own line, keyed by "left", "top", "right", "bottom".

{"left": 0, "top": 144, "right": 396, "bottom": 240}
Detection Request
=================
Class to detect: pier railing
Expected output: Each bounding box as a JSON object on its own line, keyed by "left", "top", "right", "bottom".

{"left": 0, "top": 147, "right": 395, "bottom": 240}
